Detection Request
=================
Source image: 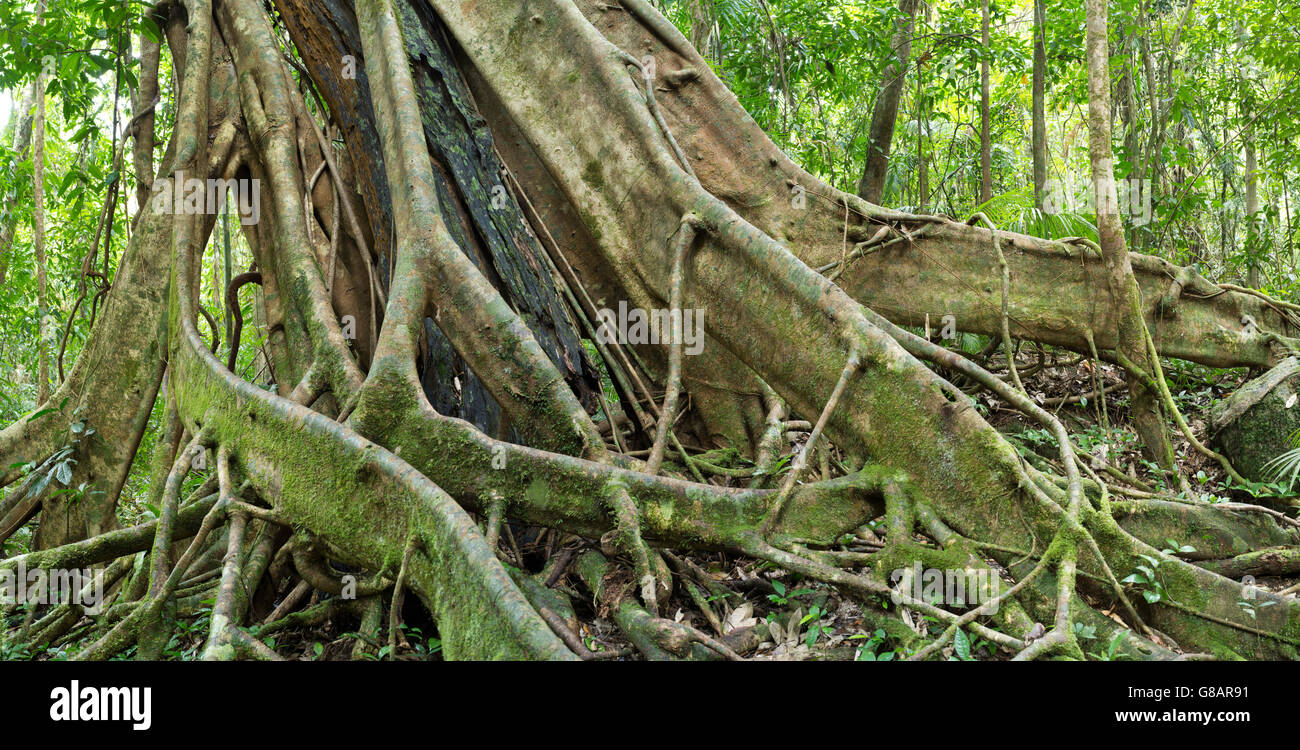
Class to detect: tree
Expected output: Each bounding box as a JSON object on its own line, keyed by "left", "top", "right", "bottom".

{"left": 0, "top": 0, "right": 1297, "bottom": 661}
{"left": 32, "top": 1, "right": 49, "bottom": 407}
{"left": 1031, "top": 0, "right": 1047, "bottom": 209}
{"left": 857, "top": 0, "right": 920, "bottom": 203}
{"left": 1084, "top": 0, "right": 1175, "bottom": 470}
{"left": 979, "top": 0, "right": 992, "bottom": 205}
{"left": 0, "top": 81, "right": 38, "bottom": 287}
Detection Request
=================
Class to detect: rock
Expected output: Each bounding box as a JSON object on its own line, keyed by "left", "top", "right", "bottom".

{"left": 1209, "top": 356, "right": 1300, "bottom": 483}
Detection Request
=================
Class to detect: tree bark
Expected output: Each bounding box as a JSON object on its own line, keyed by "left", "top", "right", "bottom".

{"left": 33, "top": 64, "right": 49, "bottom": 406}
{"left": 1245, "top": 112, "right": 1260, "bottom": 287}
{"left": 0, "top": 82, "right": 39, "bottom": 288}
{"left": 1032, "top": 0, "right": 1047, "bottom": 209}
{"left": 1084, "top": 0, "right": 1174, "bottom": 468}
{"left": 131, "top": 30, "right": 161, "bottom": 218}
{"left": 856, "top": 0, "right": 919, "bottom": 204}
{"left": 978, "top": 0, "right": 992, "bottom": 205}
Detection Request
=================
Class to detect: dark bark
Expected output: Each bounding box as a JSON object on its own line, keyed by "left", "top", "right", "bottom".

{"left": 275, "top": 0, "right": 596, "bottom": 437}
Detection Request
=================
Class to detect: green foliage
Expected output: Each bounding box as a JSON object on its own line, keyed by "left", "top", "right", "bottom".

{"left": 654, "top": 0, "right": 1299, "bottom": 293}
{"left": 1087, "top": 631, "right": 1129, "bottom": 661}
{"left": 1261, "top": 427, "right": 1300, "bottom": 492}
{"left": 851, "top": 627, "right": 897, "bottom": 660}
{"left": 766, "top": 578, "right": 814, "bottom": 606}
{"left": 1121, "top": 540, "right": 1194, "bottom": 605}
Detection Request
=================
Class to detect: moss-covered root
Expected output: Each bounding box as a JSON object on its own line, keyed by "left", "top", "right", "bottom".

{"left": 1200, "top": 546, "right": 1300, "bottom": 579}
{"left": 200, "top": 509, "right": 249, "bottom": 661}
{"left": 601, "top": 478, "right": 664, "bottom": 615}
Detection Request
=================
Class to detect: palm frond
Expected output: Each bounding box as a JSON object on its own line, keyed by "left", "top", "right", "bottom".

{"left": 1262, "top": 428, "right": 1300, "bottom": 492}
{"left": 971, "top": 187, "right": 1099, "bottom": 242}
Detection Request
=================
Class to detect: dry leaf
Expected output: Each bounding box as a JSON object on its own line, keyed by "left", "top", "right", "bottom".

{"left": 724, "top": 603, "right": 757, "bottom": 634}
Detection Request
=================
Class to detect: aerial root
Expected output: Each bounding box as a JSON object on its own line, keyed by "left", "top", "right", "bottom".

{"left": 967, "top": 213, "right": 1025, "bottom": 395}
{"left": 386, "top": 534, "right": 421, "bottom": 659}
{"left": 761, "top": 347, "right": 861, "bottom": 537}
{"left": 817, "top": 221, "right": 936, "bottom": 283}
{"left": 224, "top": 270, "right": 262, "bottom": 372}
{"left": 737, "top": 532, "right": 1026, "bottom": 653}
{"left": 601, "top": 478, "right": 665, "bottom": 616}
{"left": 1142, "top": 326, "right": 1250, "bottom": 487}
{"left": 645, "top": 214, "right": 701, "bottom": 476}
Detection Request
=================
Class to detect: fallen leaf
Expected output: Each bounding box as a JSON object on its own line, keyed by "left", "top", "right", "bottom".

{"left": 724, "top": 602, "right": 756, "bottom": 634}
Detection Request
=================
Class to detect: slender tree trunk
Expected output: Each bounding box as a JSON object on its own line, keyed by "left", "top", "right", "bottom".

{"left": 1084, "top": 0, "right": 1174, "bottom": 468}
{"left": 856, "top": 0, "right": 920, "bottom": 203}
{"left": 915, "top": 46, "right": 927, "bottom": 210}
{"left": 1031, "top": 0, "right": 1047, "bottom": 209}
{"left": 33, "top": 62, "right": 50, "bottom": 406}
{"left": 687, "top": 0, "right": 713, "bottom": 62}
{"left": 0, "top": 82, "right": 38, "bottom": 288}
{"left": 132, "top": 30, "right": 161, "bottom": 218}
{"left": 978, "top": 0, "right": 991, "bottom": 205}
{"left": 1245, "top": 113, "right": 1260, "bottom": 287}
{"left": 1217, "top": 50, "right": 1228, "bottom": 266}
{"left": 1284, "top": 160, "right": 1294, "bottom": 276}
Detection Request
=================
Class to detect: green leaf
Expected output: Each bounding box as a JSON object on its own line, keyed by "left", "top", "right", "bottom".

{"left": 26, "top": 407, "right": 58, "bottom": 422}
{"left": 953, "top": 628, "right": 971, "bottom": 660}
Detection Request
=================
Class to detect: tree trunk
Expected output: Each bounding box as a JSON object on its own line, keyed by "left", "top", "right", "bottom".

{"left": 33, "top": 64, "right": 49, "bottom": 407}
{"left": 2, "top": 0, "right": 1296, "bottom": 663}
{"left": 856, "top": 0, "right": 919, "bottom": 204}
{"left": 1245, "top": 114, "right": 1260, "bottom": 288}
{"left": 0, "top": 82, "right": 39, "bottom": 288}
{"left": 131, "top": 30, "right": 161, "bottom": 217}
{"left": 1084, "top": 0, "right": 1174, "bottom": 468}
{"left": 979, "top": 0, "right": 992, "bottom": 205}
{"left": 1031, "top": 0, "right": 1047, "bottom": 209}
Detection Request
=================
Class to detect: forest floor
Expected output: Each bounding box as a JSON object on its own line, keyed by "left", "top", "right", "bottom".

{"left": 14, "top": 339, "right": 1300, "bottom": 662}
